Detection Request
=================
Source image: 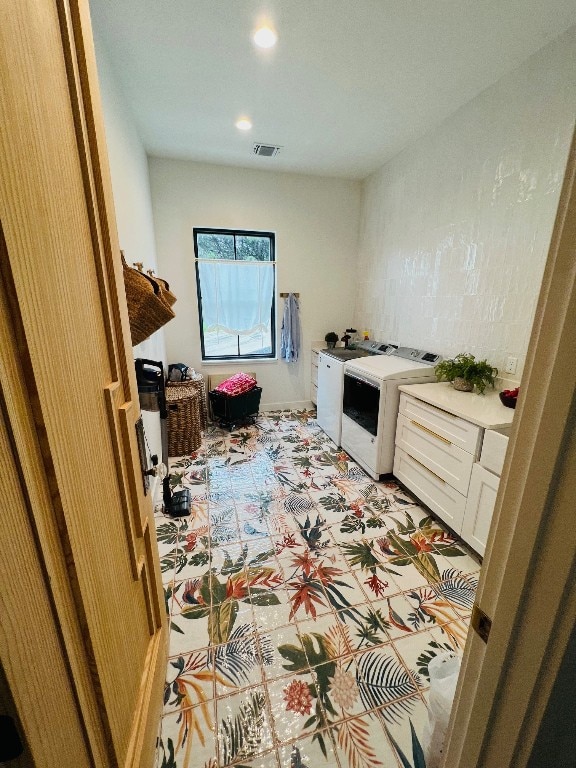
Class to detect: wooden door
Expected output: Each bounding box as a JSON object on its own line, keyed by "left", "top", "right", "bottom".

{"left": 0, "top": 1, "right": 167, "bottom": 766}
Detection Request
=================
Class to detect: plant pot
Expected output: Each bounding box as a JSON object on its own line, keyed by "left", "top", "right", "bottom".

{"left": 326, "top": 341, "right": 336, "bottom": 348}
{"left": 453, "top": 377, "right": 473, "bottom": 392}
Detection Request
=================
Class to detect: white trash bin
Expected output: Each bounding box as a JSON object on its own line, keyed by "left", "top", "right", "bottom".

{"left": 423, "top": 652, "right": 461, "bottom": 768}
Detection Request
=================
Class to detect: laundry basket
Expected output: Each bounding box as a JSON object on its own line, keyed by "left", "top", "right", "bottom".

{"left": 166, "top": 384, "right": 202, "bottom": 456}
{"left": 209, "top": 386, "right": 262, "bottom": 430}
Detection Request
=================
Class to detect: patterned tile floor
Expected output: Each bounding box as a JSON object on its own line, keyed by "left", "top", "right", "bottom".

{"left": 154, "top": 409, "right": 481, "bottom": 768}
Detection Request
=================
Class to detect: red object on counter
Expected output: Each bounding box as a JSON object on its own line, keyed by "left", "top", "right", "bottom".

{"left": 214, "top": 372, "right": 257, "bottom": 397}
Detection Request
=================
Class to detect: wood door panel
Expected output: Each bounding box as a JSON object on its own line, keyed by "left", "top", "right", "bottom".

{"left": 0, "top": 379, "right": 92, "bottom": 768}
{"left": 105, "top": 384, "right": 142, "bottom": 578}
{"left": 0, "top": 1, "right": 167, "bottom": 766}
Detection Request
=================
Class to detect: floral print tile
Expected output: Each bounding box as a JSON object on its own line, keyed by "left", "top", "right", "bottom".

{"left": 213, "top": 630, "right": 265, "bottom": 697}
{"left": 376, "top": 695, "right": 431, "bottom": 759}
{"left": 332, "top": 715, "right": 398, "bottom": 767}
{"left": 268, "top": 673, "right": 323, "bottom": 742}
{"left": 278, "top": 730, "right": 339, "bottom": 768}
{"left": 216, "top": 686, "right": 274, "bottom": 764}
{"left": 332, "top": 603, "right": 391, "bottom": 652}
{"left": 163, "top": 650, "right": 215, "bottom": 715}
{"left": 252, "top": 588, "right": 294, "bottom": 632}
{"left": 263, "top": 624, "right": 306, "bottom": 681}
{"left": 157, "top": 409, "right": 479, "bottom": 768}
{"left": 168, "top": 607, "right": 211, "bottom": 656}
{"left": 157, "top": 705, "right": 217, "bottom": 768}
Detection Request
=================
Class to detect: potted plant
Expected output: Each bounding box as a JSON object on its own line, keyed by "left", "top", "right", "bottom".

{"left": 324, "top": 331, "right": 339, "bottom": 349}
{"left": 434, "top": 353, "right": 498, "bottom": 394}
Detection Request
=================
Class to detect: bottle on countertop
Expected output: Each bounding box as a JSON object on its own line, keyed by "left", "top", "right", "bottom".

{"left": 345, "top": 328, "right": 359, "bottom": 347}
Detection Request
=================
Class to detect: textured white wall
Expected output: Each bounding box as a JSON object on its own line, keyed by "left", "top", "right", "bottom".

{"left": 355, "top": 27, "right": 576, "bottom": 380}
{"left": 93, "top": 32, "right": 165, "bottom": 464}
{"left": 148, "top": 159, "right": 361, "bottom": 408}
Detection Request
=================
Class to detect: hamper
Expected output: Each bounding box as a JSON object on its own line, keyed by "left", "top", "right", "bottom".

{"left": 165, "top": 373, "right": 208, "bottom": 429}
{"left": 209, "top": 386, "right": 262, "bottom": 430}
{"left": 166, "top": 384, "right": 202, "bottom": 455}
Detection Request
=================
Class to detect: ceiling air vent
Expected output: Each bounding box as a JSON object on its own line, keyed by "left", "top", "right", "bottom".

{"left": 253, "top": 143, "right": 281, "bottom": 157}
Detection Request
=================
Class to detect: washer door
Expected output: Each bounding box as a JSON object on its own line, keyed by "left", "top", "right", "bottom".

{"left": 343, "top": 371, "right": 380, "bottom": 435}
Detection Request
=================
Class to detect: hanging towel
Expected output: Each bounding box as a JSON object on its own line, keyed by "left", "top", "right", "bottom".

{"left": 280, "top": 293, "right": 301, "bottom": 363}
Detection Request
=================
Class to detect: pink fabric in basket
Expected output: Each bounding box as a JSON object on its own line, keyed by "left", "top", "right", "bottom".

{"left": 214, "top": 373, "right": 257, "bottom": 397}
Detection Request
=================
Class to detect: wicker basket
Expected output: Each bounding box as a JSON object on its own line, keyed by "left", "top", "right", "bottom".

{"left": 122, "top": 254, "right": 175, "bottom": 345}
{"left": 165, "top": 374, "right": 208, "bottom": 429}
{"left": 166, "top": 385, "right": 202, "bottom": 456}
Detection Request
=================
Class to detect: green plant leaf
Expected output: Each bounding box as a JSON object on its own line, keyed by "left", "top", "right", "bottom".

{"left": 340, "top": 541, "right": 380, "bottom": 571}
{"left": 208, "top": 573, "right": 229, "bottom": 605}
{"left": 219, "top": 690, "right": 266, "bottom": 765}
{"left": 366, "top": 517, "right": 386, "bottom": 529}
{"left": 384, "top": 724, "right": 416, "bottom": 768}
{"left": 414, "top": 552, "right": 441, "bottom": 583}
{"left": 436, "top": 546, "right": 464, "bottom": 557}
{"left": 410, "top": 720, "right": 427, "bottom": 768}
{"left": 246, "top": 591, "right": 281, "bottom": 607}
{"left": 356, "top": 649, "right": 417, "bottom": 723}
{"left": 189, "top": 550, "right": 210, "bottom": 566}
{"left": 388, "top": 556, "right": 412, "bottom": 567}
{"left": 213, "top": 624, "right": 260, "bottom": 685}
{"left": 180, "top": 605, "right": 210, "bottom": 620}
{"left": 387, "top": 530, "right": 418, "bottom": 557}
{"left": 209, "top": 600, "right": 239, "bottom": 645}
{"left": 277, "top": 642, "right": 309, "bottom": 673}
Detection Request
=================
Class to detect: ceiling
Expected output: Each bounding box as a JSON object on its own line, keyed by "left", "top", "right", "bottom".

{"left": 89, "top": 0, "right": 576, "bottom": 180}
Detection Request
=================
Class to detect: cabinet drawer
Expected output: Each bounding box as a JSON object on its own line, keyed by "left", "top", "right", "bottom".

{"left": 311, "top": 382, "right": 318, "bottom": 404}
{"left": 311, "top": 364, "right": 318, "bottom": 386}
{"left": 462, "top": 464, "right": 500, "bottom": 556}
{"left": 480, "top": 429, "right": 509, "bottom": 476}
{"left": 399, "top": 393, "right": 481, "bottom": 456}
{"left": 393, "top": 448, "right": 466, "bottom": 533}
{"left": 395, "top": 414, "right": 474, "bottom": 495}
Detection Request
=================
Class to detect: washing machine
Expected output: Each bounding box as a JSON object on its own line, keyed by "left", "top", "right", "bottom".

{"left": 341, "top": 346, "right": 442, "bottom": 478}
{"left": 316, "top": 340, "right": 396, "bottom": 445}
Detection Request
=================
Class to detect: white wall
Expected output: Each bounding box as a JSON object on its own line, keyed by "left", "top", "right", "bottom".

{"left": 93, "top": 32, "right": 165, "bottom": 466}
{"left": 149, "top": 160, "right": 361, "bottom": 408}
{"left": 355, "top": 26, "right": 576, "bottom": 380}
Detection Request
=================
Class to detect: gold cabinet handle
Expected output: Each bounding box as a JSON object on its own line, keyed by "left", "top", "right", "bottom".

{"left": 410, "top": 419, "right": 451, "bottom": 445}
{"left": 408, "top": 454, "right": 446, "bottom": 483}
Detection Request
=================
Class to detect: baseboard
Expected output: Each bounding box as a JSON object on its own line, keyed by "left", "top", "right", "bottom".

{"left": 260, "top": 399, "right": 314, "bottom": 412}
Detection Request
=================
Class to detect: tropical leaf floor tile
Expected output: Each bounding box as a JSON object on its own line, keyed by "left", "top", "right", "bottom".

{"left": 155, "top": 409, "right": 480, "bottom": 767}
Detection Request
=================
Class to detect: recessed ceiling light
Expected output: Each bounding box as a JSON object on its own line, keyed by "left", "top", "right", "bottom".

{"left": 235, "top": 118, "right": 253, "bottom": 131}
{"left": 253, "top": 26, "right": 277, "bottom": 49}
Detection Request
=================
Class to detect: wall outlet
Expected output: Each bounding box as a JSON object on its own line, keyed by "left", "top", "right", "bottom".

{"left": 505, "top": 356, "right": 518, "bottom": 375}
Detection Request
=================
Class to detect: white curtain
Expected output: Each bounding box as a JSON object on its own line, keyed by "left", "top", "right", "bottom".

{"left": 198, "top": 260, "right": 275, "bottom": 335}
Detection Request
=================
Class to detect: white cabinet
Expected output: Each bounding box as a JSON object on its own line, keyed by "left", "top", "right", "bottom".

{"left": 462, "top": 428, "right": 510, "bottom": 555}
{"left": 462, "top": 464, "right": 499, "bottom": 556}
{"left": 393, "top": 447, "right": 467, "bottom": 532}
{"left": 395, "top": 413, "right": 476, "bottom": 495}
{"left": 311, "top": 345, "right": 321, "bottom": 405}
{"left": 394, "top": 389, "right": 511, "bottom": 554}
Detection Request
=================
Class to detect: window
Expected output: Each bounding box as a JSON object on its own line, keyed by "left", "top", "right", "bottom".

{"left": 194, "top": 228, "right": 276, "bottom": 360}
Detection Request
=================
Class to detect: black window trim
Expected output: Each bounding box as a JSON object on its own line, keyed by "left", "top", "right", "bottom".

{"left": 193, "top": 227, "right": 276, "bottom": 362}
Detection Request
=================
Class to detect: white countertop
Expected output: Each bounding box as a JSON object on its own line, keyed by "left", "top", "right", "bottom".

{"left": 398, "top": 382, "right": 516, "bottom": 430}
